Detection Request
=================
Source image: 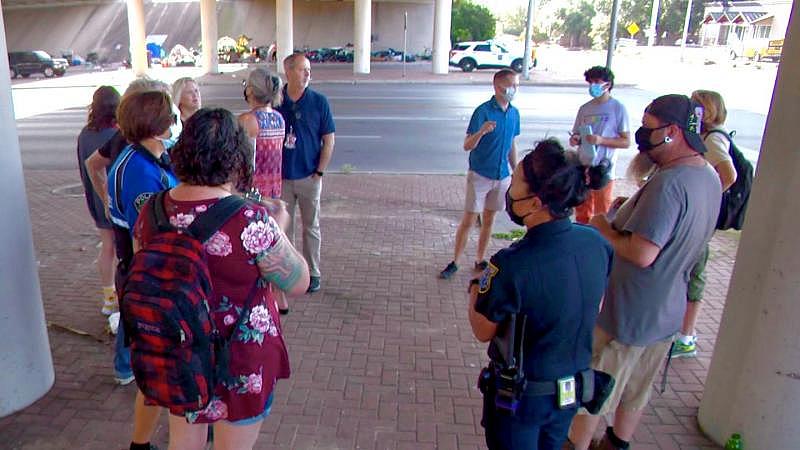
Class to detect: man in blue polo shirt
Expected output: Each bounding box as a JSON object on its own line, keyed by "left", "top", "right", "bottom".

{"left": 440, "top": 69, "right": 520, "bottom": 279}
{"left": 278, "top": 53, "right": 335, "bottom": 293}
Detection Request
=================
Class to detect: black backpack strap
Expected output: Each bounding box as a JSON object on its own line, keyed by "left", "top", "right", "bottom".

{"left": 149, "top": 190, "right": 174, "bottom": 233}
{"left": 187, "top": 195, "right": 247, "bottom": 243}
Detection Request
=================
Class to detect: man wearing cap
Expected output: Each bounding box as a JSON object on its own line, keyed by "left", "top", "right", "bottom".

{"left": 566, "top": 94, "right": 722, "bottom": 450}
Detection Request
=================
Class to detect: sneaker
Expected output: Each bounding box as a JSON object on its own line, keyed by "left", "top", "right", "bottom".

{"left": 474, "top": 260, "right": 488, "bottom": 271}
{"left": 670, "top": 338, "right": 697, "bottom": 358}
{"left": 439, "top": 261, "right": 458, "bottom": 279}
{"left": 101, "top": 298, "right": 117, "bottom": 316}
{"left": 115, "top": 374, "right": 135, "bottom": 385}
{"left": 307, "top": 276, "right": 321, "bottom": 293}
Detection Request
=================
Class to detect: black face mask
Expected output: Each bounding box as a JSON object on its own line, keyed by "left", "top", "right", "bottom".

{"left": 505, "top": 188, "right": 536, "bottom": 226}
{"left": 635, "top": 124, "right": 670, "bottom": 152}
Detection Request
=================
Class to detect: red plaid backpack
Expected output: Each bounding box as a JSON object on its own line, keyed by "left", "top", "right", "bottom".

{"left": 121, "top": 190, "right": 255, "bottom": 416}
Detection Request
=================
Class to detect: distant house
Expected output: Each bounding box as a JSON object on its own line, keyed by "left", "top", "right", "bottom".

{"left": 700, "top": 0, "right": 792, "bottom": 46}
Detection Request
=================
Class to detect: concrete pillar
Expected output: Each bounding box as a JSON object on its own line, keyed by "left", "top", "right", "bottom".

{"left": 276, "top": 0, "right": 293, "bottom": 75}
{"left": 698, "top": 3, "right": 800, "bottom": 448}
{"left": 353, "top": 0, "right": 371, "bottom": 74}
{"left": 0, "top": 6, "right": 55, "bottom": 418}
{"left": 432, "top": 0, "right": 452, "bottom": 74}
{"left": 126, "top": 0, "right": 147, "bottom": 76}
{"left": 200, "top": 0, "right": 219, "bottom": 74}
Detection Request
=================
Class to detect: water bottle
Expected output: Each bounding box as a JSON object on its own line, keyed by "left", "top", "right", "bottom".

{"left": 724, "top": 433, "right": 743, "bottom": 450}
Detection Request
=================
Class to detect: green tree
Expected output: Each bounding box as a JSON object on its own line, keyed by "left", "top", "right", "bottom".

{"left": 593, "top": 0, "right": 704, "bottom": 45}
{"left": 502, "top": 5, "right": 527, "bottom": 36}
{"left": 451, "top": 0, "right": 496, "bottom": 43}
{"left": 657, "top": 0, "right": 706, "bottom": 43}
{"left": 555, "top": 1, "right": 596, "bottom": 48}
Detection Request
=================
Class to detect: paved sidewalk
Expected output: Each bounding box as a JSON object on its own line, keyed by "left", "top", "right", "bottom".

{"left": 0, "top": 169, "right": 735, "bottom": 449}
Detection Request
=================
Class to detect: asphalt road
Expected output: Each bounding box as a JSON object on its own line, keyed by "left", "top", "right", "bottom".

{"left": 16, "top": 83, "right": 767, "bottom": 172}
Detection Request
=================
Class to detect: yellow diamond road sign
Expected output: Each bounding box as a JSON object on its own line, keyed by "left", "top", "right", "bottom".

{"left": 627, "top": 23, "right": 640, "bottom": 36}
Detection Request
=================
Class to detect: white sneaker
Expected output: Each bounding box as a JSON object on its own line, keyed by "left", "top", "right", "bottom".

{"left": 101, "top": 295, "right": 118, "bottom": 315}
{"left": 115, "top": 374, "right": 135, "bottom": 385}
{"left": 108, "top": 312, "right": 120, "bottom": 335}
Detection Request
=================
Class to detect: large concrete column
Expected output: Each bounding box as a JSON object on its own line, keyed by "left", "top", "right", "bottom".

{"left": 276, "top": 0, "right": 293, "bottom": 75}
{"left": 0, "top": 6, "right": 55, "bottom": 418}
{"left": 698, "top": 3, "right": 800, "bottom": 448}
{"left": 200, "top": 0, "right": 219, "bottom": 74}
{"left": 126, "top": 0, "right": 147, "bottom": 76}
{"left": 432, "top": 0, "right": 452, "bottom": 74}
{"left": 353, "top": 0, "right": 371, "bottom": 74}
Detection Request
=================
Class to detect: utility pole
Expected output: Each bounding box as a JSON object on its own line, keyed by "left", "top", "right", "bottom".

{"left": 606, "top": 0, "right": 621, "bottom": 68}
{"left": 680, "top": 0, "right": 694, "bottom": 62}
{"left": 522, "top": 0, "right": 535, "bottom": 80}
{"left": 648, "top": 0, "right": 661, "bottom": 46}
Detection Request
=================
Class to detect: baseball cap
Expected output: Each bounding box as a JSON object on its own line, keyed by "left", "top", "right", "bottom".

{"left": 645, "top": 94, "right": 707, "bottom": 154}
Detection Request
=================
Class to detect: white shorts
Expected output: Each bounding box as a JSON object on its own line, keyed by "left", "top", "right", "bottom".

{"left": 464, "top": 171, "right": 511, "bottom": 213}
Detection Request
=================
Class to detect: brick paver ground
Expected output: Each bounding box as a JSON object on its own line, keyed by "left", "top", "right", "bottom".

{"left": 0, "top": 170, "right": 737, "bottom": 449}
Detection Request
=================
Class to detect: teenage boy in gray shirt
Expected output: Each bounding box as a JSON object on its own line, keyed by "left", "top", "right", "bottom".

{"left": 570, "top": 66, "right": 630, "bottom": 223}
{"left": 567, "top": 94, "right": 721, "bottom": 450}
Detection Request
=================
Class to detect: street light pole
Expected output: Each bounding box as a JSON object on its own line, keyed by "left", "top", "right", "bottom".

{"left": 403, "top": 11, "right": 408, "bottom": 78}
{"left": 522, "top": 0, "right": 534, "bottom": 80}
{"left": 606, "top": 0, "right": 621, "bottom": 68}
{"left": 648, "top": 0, "right": 661, "bottom": 46}
{"left": 680, "top": 0, "right": 694, "bottom": 62}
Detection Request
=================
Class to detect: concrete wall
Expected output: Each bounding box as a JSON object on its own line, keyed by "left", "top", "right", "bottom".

{"left": 2, "top": 0, "right": 434, "bottom": 62}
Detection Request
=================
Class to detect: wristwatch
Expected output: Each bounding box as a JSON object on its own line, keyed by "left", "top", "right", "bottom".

{"left": 315, "top": 170, "right": 324, "bottom": 177}
{"left": 468, "top": 278, "right": 481, "bottom": 293}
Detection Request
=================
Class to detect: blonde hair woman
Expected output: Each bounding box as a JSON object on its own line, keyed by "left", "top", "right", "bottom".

{"left": 172, "top": 77, "right": 202, "bottom": 123}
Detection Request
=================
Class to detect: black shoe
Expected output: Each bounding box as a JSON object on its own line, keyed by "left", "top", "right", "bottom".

{"left": 307, "top": 276, "right": 321, "bottom": 293}
{"left": 279, "top": 308, "right": 290, "bottom": 315}
{"left": 439, "top": 261, "right": 458, "bottom": 279}
{"left": 474, "top": 260, "right": 488, "bottom": 271}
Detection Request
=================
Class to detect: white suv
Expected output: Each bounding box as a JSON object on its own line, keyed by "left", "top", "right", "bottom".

{"left": 449, "top": 41, "right": 533, "bottom": 73}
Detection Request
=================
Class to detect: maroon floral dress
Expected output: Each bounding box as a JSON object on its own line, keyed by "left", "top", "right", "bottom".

{"left": 135, "top": 195, "right": 290, "bottom": 423}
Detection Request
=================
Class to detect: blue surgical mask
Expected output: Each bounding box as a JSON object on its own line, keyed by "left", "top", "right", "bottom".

{"left": 589, "top": 83, "right": 606, "bottom": 98}
{"left": 158, "top": 107, "right": 183, "bottom": 150}
{"left": 504, "top": 86, "right": 517, "bottom": 103}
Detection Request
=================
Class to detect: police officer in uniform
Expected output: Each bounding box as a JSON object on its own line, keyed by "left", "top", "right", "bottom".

{"left": 468, "top": 139, "right": 614, "bottom": 450}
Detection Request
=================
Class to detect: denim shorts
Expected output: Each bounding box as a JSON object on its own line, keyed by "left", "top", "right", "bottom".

{"left": 228, "top": 392, "right": 274, "bottom": 426}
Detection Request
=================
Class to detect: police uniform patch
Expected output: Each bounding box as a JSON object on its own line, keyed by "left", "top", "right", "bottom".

{"left": 478, "top": 261, "right": 500, "bottom": 294}
{"left": 134, "top": 192, "right": 155, "bottom": 212}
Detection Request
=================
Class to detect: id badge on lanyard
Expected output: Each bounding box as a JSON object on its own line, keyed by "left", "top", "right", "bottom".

{"left": 557, "top": 376, "right": 577, "bottom": 408}
{"left": 285, "top": 125, "right": 297, "bottom": 149}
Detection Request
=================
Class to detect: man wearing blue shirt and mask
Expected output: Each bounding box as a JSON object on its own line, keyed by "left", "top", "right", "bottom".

{"left": 277, "top": 53, "right": 335, "bottom": 293}
{"left": 440, "top": 69, "right": 520, "bottom": 280}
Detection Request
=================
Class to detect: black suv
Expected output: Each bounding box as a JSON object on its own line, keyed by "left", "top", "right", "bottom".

{"left": 8, "top": 51, "right": 67, "bottom": 78}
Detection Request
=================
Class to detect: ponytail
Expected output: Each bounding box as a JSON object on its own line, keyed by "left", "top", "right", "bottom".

{"left": 520, "top": 139, "right": 611, "bottom": 219}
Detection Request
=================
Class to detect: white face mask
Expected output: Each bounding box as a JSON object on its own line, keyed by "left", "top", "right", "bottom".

{"left": 503, "top": 86, "right": 517, "bottom": 102}
{"left": 158, "top": 104, "right": 183, "bottom": 150}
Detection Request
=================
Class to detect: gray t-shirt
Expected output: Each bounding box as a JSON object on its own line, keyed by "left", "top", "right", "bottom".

{"left": 572, "top": 97, "right": 630, "bottom": 178}
{"left": 597, "top": 163, "right": 722, "bottom": 346}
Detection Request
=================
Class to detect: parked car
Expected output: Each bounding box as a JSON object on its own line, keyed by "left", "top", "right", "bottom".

{"left": 449, "top": 40, "right": 534, "bottom": 73}
{"left": 8, "top": 51, "right": 67, "bottom": 78}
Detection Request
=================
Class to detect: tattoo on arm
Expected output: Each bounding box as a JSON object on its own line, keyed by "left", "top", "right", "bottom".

{"left": 255, "top": 230, "right": 307, "bottom": 293}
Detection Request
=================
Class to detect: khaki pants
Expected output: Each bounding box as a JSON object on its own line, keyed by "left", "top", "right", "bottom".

{"left": 281, "top": 176, "right": 322, "bottom": 277}
{"left": 580, "top": 327, "right": 673, "bottom": 416}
